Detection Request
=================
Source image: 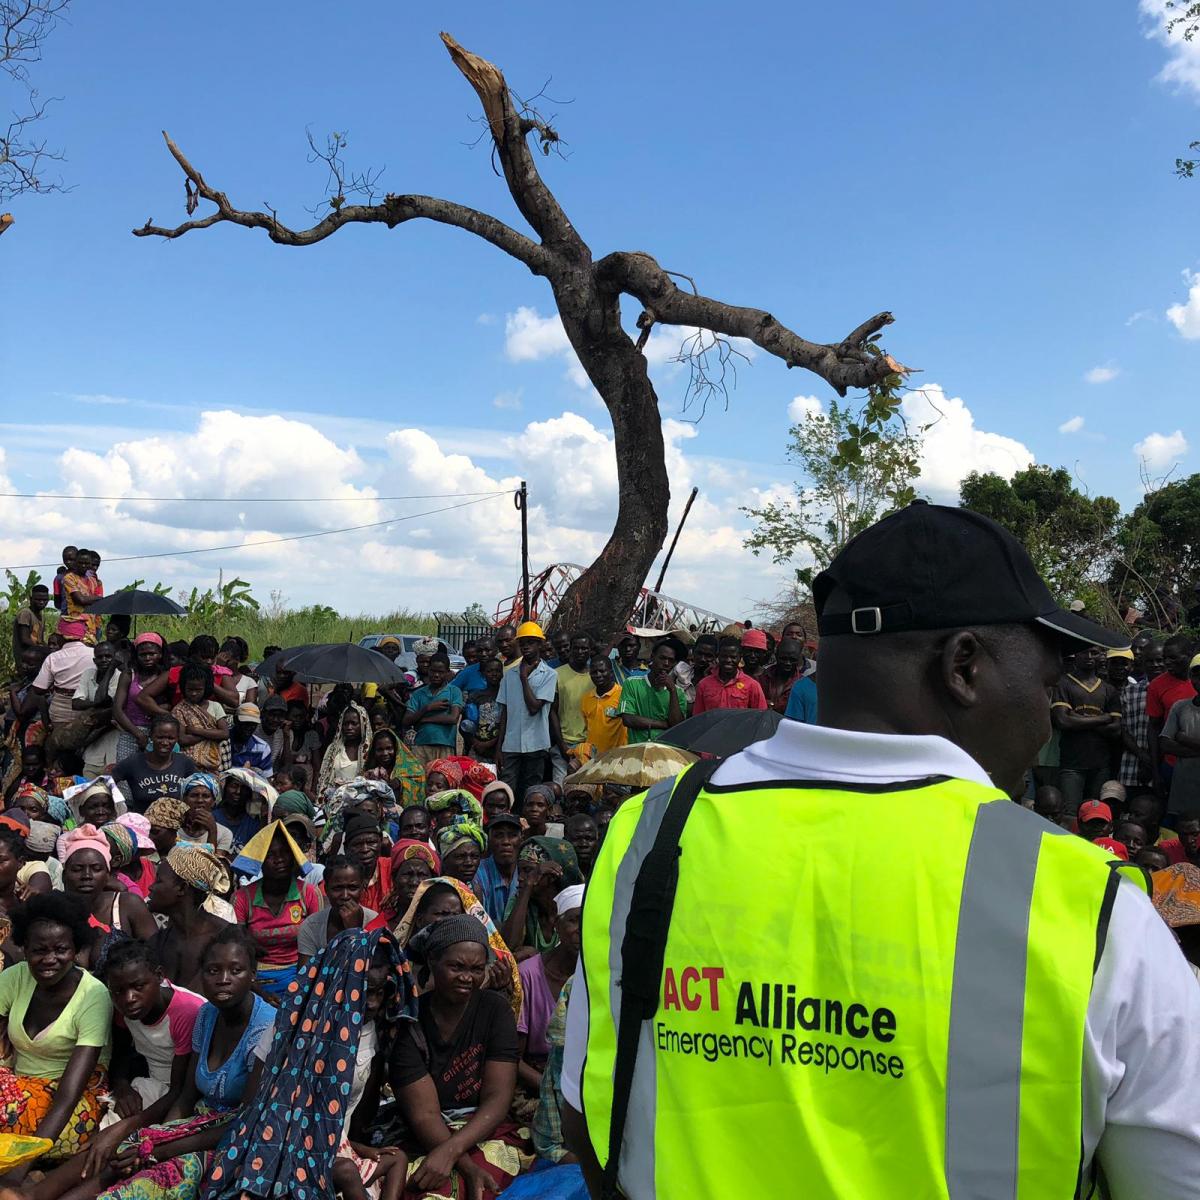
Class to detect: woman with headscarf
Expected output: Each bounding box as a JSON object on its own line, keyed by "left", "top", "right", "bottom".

{"left": 60, "top": 824, "right": 158, "bottom": 969}
{"left": 363, "top": 727, "right": 425, "bottom": 811}
{"left": 145, "top": 797, "right": 189, "bottom": 860}
{"left": 319, "top": 776, "right": 394, "bottom": 858}
{"left": 204, "top": 927, "right": 417, "bottom": 1200}
{"left": 384, "top": 876, "right": 523, "bottom": 1022}
{"left": 425, "top": 788, "right": 483, "bottom": 833}
{"left": 520, "top": 784, "right": 555, "bottom": 839}
{"left": 389, "top": 914, "right": 530, "bottom": 1197}
{"left": 423, "top": 757, "right": 463, "bottom": 801}
{"left": 316, "top": 702, "right": 370, "bottom": 797}
{"left": 146, "top": 843, "right": 236, "bottom": 988}
{"left": 112, "top": 634, "right": 168, "bottom": 764}
{"left": 516, "top": 884, "right": 584, "bottom": 1095}
{"left": 212, "top": 768, "right": 276, "bottom": 856}
{"left": 271, "top": 788, "right": 315, "bottom": 820}
{"left": 384, "top": 839, "right": 440, "bottom": 920}
{"left": 435, "top": 820, "right": 486, "bottom": 890}
{"left": 231, "top": 821, "right": 322, "bottom": 1000}
{"left": 100, "top": 817, "right": 155, "bottom": 900}
{"left": 501, "top": 837, "right": 583, "bottom": 955}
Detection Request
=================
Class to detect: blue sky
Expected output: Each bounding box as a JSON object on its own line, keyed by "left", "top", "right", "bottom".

{"left": 1, "top": 1, "right": 1198, "bottom": 619}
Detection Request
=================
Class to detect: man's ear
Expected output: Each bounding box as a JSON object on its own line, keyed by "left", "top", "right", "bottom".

{"left": 939, "top": 630, "right": 985, "bottom": 709}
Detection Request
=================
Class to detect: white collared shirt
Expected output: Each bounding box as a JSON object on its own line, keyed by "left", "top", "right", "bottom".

{"left": 561, "top": 720, "right": 1200, "bottom": 1197}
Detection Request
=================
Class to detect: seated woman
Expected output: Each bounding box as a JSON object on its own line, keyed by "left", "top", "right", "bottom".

{"left": 0, "top": 893, "right": 112, "bottom": 1181}
{"left": 434, "top": 821, "right": 485, "bottom": 892}
{"left": 296, "top": 855, "right": 378, "bottom": 959}
{"left": 66, "top": 781, "right": 123, "bottom": 833}
{"left": 145, "top": 845, "right": 233, "bottom": 991}
{"left": 383, "top": 840, "right": 439, "bottom": 923}
{"left": 423, "top": 759, "right": 463, "bottom": 803}
{"left": 516, "top": 885, "right": 583, "bottom": 1095}
{"left": 362, "top": 727, "right": 425, "bottom": 815}
{"left": 231, "top": 821, "right": 321, "bottom": 1001}
{"left": 519, "top": 786, "right": 553, "bottom": 840}
{"left": 389, "top": 915, "right": 528, "bottom": 1198}
{"left": 30, "top": 925, "right": 275, "bottom": 1200}
{"left": 202, "top": 929, "right": 415, "bottom": 1200}
{"left": 100, "top": 939, "right": 204, "bottom": 1122}
{"left": 386, "top": 878, "right": 522, "bottom": 1023}
{"left": 319, "top": 778, "right": 394, "bottom": 858}
{"left": 99, "top": 820, "right": 155, "bottom": 902}
{"left": 501, "top": 837, "right": 582, "bottom": 958}
{"left": 59, "top": 826, "right": 157, "bottom": 971}
{"left": 212, "top": 770, "right": 271, "bottom": 857}
{"left": 143, "top": 798, "right": 189, "bottom": 862}
{"left": 425, "top": 789, "right": 483, "bottom": 835}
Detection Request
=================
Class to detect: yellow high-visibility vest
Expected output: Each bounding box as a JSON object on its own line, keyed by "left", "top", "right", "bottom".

{"left": 580, "top": 766, "right": 1132, "bottom": 1198}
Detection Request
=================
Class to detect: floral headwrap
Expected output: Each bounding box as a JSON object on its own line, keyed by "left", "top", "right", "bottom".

{"left": 425, "top": 788, "right": 483, "bottom": 822}
{"left": 424, "top": 758, "right": 464, "bottom": 791}
{"left": 181, "top": 772, "right": 219, "bottom": 803}
{"left": 435, "top": 818, "right": 486, "bottom": 860}
{"left": 145, "top": 797, "right": 190, "bottom": 830}
{"left": 389, "top": 838, "right": 440, "bottom": 875}
{"left": 13, "top": 783, "right": 49, "bottom": 815}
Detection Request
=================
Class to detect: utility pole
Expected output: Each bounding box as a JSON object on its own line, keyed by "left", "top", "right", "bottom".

{"left": 516, "top": 480, "right": 530, "bottom": 621}
{"left": 654, "top": 487, "right": 699, "bottom": 594}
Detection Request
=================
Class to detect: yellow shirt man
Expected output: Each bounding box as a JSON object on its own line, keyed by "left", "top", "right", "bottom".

{"left": 581, "top": 683, "right": 627, "bottom": 755}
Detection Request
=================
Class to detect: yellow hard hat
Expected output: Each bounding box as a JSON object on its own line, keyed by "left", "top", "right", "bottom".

{"left": 515, "top": 621, "right": 545, "bottom": 640}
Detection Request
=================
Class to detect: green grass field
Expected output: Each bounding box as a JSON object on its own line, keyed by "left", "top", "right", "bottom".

{"left": 100, "top": 608, "right": 439, "bottom": 660}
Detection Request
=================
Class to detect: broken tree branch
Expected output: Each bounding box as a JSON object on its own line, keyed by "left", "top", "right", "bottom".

{"left": 595, "top": 250, "right": 907, "bottom": 396}
{"left": 132, "top": 132, "right": 554, "bottom": 275}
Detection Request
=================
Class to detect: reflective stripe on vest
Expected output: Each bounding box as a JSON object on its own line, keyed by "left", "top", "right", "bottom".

{"left": 580, "top": 772, "right": 1125, "bottom": 1200}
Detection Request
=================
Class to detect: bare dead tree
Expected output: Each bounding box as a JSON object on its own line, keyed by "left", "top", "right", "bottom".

{"left": 1, "top": 0, "right": 71, "bottom": 227}
{"left": 133, "top": 33, "right": 908, "bottom": 636}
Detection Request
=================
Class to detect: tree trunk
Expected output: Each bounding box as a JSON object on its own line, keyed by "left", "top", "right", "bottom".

{"left": 548, "top": 273, "right": 670, "bottom": 638}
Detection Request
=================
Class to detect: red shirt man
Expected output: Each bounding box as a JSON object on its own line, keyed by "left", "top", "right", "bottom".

{"left": 1148, "top": 636, "right": 1198, "bottom": 767}
{"left": 694, "top": 637, "right": 768, "bottom": 714}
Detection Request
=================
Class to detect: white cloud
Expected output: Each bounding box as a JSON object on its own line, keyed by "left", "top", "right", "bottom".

{"left": 1141, "top": 0, "right": 1200, "bottom": 96}
{"left": 901, "top": 384, "right": 1035, "bottom": 501}
{"left": 504, "top": 306, "right": 571, "bottom": 362}
{"left": 503, "top": 306, "right": 592, "bottom": 391}
{"left": 1166, "top": 270, "right": 1200, "bottom": 338}
{"left": 787, "top": 395, "right": 823, "bottom": 423}
{"left": 492, "top": 389, "right": 523, "bottom": 411}
{"left": 1059, "top": 415, "right": 1086, "bottom": 434}
{"left": 1134, "top": 429, "right": 1189, "bottom": 470}
{"left": 1126, "top": 309, "right": 1154, "bottom": 326}
{"left": 1083, "top": 364, "right": 1119, "bottom": 384}
{"left": 0, "top": 408, "right": 788, "bottom": 621}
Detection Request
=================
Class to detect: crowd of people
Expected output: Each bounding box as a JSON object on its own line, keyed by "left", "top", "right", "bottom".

{"left": 0, "top": 540, "right": 1198, "bottom": 1197}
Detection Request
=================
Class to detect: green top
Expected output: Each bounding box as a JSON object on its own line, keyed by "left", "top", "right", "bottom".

{"left": 618, "top": 677, "right": 691, "bottom": 744}
{"left": 556, "top": 664, "right": 594, "bottom": 745}
{"left": 0, "top": 962, "right": 112, "bottom": 1079}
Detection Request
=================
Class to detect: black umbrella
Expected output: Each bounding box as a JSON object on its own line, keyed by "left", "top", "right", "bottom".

{"left": 273, "top": 642, "right": 411, "bottom": 687}
{"left": 88, "top": 588, "right": 187, "bottom": 616}
{"left": 256, "top": 647, "right": 331, "bottom": 687}
{"left": 659, "top": 707, "right": 783, "bottom": 756}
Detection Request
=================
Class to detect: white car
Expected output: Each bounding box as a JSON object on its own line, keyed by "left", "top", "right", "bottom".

{"left": 358, "top": 633, "right": 466, "bottom": 673}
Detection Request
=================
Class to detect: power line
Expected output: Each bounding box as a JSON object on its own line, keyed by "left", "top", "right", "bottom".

{"left": 0, "top": 494, "right": 505, "bottom": 571}
{"left": 0, "top": 489, "right": 509, "bottom": 503}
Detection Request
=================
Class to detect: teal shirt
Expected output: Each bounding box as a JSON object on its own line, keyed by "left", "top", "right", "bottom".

{"left": 406, "top": 683, "right": 464, "bottom": 747}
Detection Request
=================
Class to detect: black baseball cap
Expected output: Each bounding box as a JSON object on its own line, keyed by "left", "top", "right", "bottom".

{"left": 814, "top": 501, "right": 1127, "bottom": 649}
{"left": 487, "top": 812, "right": 523, "bottom": 833}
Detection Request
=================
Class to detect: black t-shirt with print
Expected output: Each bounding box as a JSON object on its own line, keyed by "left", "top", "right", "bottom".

{"left": 389, "top": 988, "right": 518, "bottom": 1110}
{"left": 110, "top": 751, "right": 199, "bottom": 813}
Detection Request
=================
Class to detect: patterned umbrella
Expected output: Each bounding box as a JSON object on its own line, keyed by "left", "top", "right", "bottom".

{"left": 563, "top": 742, "right": 697, "bottom": 789}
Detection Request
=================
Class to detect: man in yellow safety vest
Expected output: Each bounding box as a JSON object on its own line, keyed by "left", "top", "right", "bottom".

{"left": 561, "top": 501, "right": 1200, "bottom": 1198}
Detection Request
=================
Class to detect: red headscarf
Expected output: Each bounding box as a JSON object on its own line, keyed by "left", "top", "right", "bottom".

{"left": 389, "top": 838, "right": 440, "bottom": 876}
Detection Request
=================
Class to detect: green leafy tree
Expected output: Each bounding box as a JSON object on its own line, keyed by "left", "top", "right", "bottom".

{"left": 462, "top": 602, "right": 491, "bottom": 626}
{"left": 183, "top": 577, "right": 260, "bottom": 626}
{"left": 1110, "top": 473, "right": 1200, "bottom": 621}
{"left": 959, "top": 466, "right": 1121, "bottom": 605}
{"left": 0, "top": 569, "right": 45, "bottom": 679}
{"left": 743, "top": 398, "right": 923, "bottom": 591}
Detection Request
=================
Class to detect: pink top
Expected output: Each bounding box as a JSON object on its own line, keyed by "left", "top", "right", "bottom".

{"left": 123, "top": 985, "right": 206, "bottom": 1084}
{"left": 517, "top": 953, "right": 558, "bottom": 1059}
